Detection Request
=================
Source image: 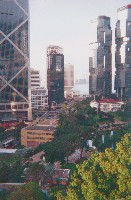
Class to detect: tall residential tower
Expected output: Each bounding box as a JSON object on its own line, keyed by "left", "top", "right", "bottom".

{"left": 115, "top": 5, "right": 131, "bottom": 100}
{"left": 89, "top": 16, "right": 112, "bottom": 97}
{"left": 0, "top": 0, "right": 31, "bottom": 121}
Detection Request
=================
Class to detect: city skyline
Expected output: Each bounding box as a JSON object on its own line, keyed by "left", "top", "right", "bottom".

{"left": 30, "top": 0, "right": 131, "bottom": 87}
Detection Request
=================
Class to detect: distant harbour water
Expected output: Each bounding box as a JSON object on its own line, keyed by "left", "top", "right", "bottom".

{"left": 73, "top": 82, "right": 89, "bottom": 95}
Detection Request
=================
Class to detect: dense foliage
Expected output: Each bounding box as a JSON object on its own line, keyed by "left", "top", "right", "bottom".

{"left": 34, "top": 100, "right": 99, "bottom": 163}
{"left": 93, "top": 125, "right": 131, "bottom": 152}
{"left": 7, "top": 182, "right": 46, "bottom": 200}
{"left": 53, "top": 133, "right": 131, "bottom": 200}
{"left": 0, "top": 154, "right": 24, "bottom": 183}
{"left": 34, "top": 99, "right": 130, "bottom": 163}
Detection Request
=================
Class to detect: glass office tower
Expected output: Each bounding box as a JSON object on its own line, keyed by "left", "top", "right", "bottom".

{"left": 89, "top": 16, "right": 112, "bottom": 97}
{"left": 0, "top": 0, "right": 32, "bottom": 121}
{"left": 47, "top": 46, "right": 64, "bottom": 108}
{"left": 115, "top": 5, "right": 131, "bottom": 100}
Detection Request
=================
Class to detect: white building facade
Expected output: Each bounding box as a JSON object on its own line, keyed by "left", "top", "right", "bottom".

{"left": 90, "top": 99, "right": 124, "bottom": 113}
{"left": 31, "top": 87, "right": 48, "bottom": 110}
{"left": 31, "top": 69, "right": 41, "bottom": 88}
{"left": 64, "top": 63, "right": 74, "bottom": 99}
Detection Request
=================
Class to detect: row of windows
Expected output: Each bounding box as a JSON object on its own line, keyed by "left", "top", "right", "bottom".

{"left": 31, "top": 97, "right": 47, "bottom": 100}
{"left": 101, "top": 104, "right": 121, "bottom": 108}
{"left": 0, "top": 104, "right": 28, "bottom": 110}
{"left": 27, "top": 132, "right": 53, "bottom": 136}
{"left": 27, "top": 136, "right": 53, "bottom": 140}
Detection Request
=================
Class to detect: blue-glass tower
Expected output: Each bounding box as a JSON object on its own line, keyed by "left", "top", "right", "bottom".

{"left": 0, "top": 0, "right": 32, "bottom": 121}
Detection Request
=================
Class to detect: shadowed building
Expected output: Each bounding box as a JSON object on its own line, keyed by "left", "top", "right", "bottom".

{"left": 89, "top": 16, "right": 112, "bottom": 97}
{"left": 0, "top": 0, "right": 32, "bottom": 121}
{"left": 115, "top": 5, "right": 131, "bottom": 100}
{"left": 47, "top": 46, "right": 64, "bottom": 108}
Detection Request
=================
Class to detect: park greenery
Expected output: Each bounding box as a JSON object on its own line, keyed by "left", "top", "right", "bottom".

{"left": 0, "top": 99, "right": 131, "bottom": 199}
{"left": 7, "top": 182, "right": 47, "bottom": 200}
{"left": 51, "top": 133, "right": 131, "bottom": 200}
{"left": 0, "top": 154, "right": 24, "bottom": 183}
{"left": 1, "top": 134, "right": 130, "bottom": 200}
{"left": 35, "top": 99, "right": 131, "bottom": 163}
{"left": 0, "top": 154, "right": 45, "bottom": 184}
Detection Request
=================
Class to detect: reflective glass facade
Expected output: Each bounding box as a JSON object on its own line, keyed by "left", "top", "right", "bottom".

{"left": 89, "top": 16, "right": 112, "bottom": 97}
{"left": 0, "top": 0, "right": 31, "bottom": 121}
{"left": 115, "top": 5, "right": 131, "bottom": 99}
{"left": 47, "top": 46, "right": 64, "bottom": 107}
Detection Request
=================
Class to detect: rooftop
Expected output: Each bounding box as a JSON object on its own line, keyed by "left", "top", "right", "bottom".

{"left": 117, "top": 4, "right": 131, "bottom": 12}
{"left": 30, "top": 151, "right": 45, "bottom": 163}
{"left": 0, "top": 149, "right": 17, "bottom": 154}
{"left": 52, "top": 169, "right": 70, "bottom": 180}
{"left": 92, "top": 99, "right": 123, "bottom": 104}
{"left": 25, "top": 125, "right": 56, "bottom": 131}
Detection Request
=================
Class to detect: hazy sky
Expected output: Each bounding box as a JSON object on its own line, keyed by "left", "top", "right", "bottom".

{"left": 29, "top": 0, "right": 131, "bottom": 86}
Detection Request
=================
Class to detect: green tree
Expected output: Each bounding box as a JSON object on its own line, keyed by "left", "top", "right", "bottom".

{"left": 0, "top": 154, "right": 24, "bottom": 183}
{"left": 54, "top": 133, "right": 131, "bottom": 200}
{"left": 34, "top": 100, "right": 117, "bottom": 164}
{"left": 0, "top": 189, "right": 6, "bottom": 200}
{"left": 8, "top": 182, "right": 45, "bottom": 200}
{"left": 25, "top": 162, "right": 45, "bottom": 183}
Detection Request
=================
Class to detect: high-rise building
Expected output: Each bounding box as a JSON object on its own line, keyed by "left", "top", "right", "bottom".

{"left": 89, "top": 16, "right": 112, "bottom": 97}
{"left": 47, "top": 45, "right": 63, "bottom": 56}
{"left": 64, "top": 63, "right": 74, "bottom": 99}
{"left": 64, "top": 63, "right": 74, "bottom": 90}
{"left": 115, "top": 5, "right": 131, "bottom": 100}
{"left": 31, "top": 69, "right": 41, "bottom": 88}
{"left": 47, "top": 45, "right": 64, "bottom": 107}
{"left": 0, "top": 0, "right": 31, "bottom": 121}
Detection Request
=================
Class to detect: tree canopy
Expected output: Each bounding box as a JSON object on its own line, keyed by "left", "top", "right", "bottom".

{"left": 7, "top": 182, "right": 45, "bottom": 200}
{"left": 53, "top": 133, "right": 131, "bottom": 200}
{"left": 0, "top": 154, "right": 24, "bottom": 183}
{"left": 34, "top": 101, "right": 99, "bottom": 163}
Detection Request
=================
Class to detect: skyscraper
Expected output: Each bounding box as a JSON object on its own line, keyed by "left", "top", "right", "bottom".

{"left": 0, "top": 0, "right": 31, "bottom": 121}
{"left": 89, "top": 16, "right": 112, "bottom": 97}
{"left": 64, "top": 63, "right": 74, "bottom": 91}
{"left": 47, "top": 45, "right": 64, "bottom": 107}
{"left": 115, "top": 5, "right": 131, "bottom": 100}
{"left": 64, "top": 63, "right": 74, "bottom": 99}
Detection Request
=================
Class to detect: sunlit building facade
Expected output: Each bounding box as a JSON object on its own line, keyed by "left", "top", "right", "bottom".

{"left": 64, "top": 63, "right": 74, "bottom": 98}
{"left": 47, "top": 46, "right": 64, "bottom": 107}
{"left": 21, "top": 125, "right": 55, "bottom": 148}
{"left": 89, "top": 16, "right": 112, "bottom": 97}
{"left": 0, "top": 0, "right": 31, "bottom": 121}
{"left": 115, "top": 5, "right": 131, "bottom": 100}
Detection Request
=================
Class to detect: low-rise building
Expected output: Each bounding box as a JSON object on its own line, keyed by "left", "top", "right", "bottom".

{"left": 31, "top": 87, "right": 48, "bottom": 110}
{"left": 50, "top": 169, "right": 70, "bottom": 186}
{"left": 90, "top": 99, "right": 124, "bottom": 113}
{"left": 21, "top": 125, "right": 55, "bottom": 148}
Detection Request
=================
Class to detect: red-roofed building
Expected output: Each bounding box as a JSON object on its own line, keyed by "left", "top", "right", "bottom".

{"left": 90, "top": 99, "right": 124, "bottom": 113}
